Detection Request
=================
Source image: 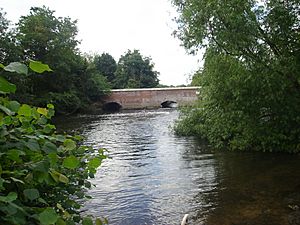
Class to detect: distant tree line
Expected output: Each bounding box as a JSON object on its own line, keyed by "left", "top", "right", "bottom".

{"left": 1, "top": 6, "right": 160, "bottom": 114}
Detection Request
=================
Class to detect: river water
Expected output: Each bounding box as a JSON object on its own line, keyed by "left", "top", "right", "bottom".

{"left": 55, "top": 109, "right": 300, "bottom": 225}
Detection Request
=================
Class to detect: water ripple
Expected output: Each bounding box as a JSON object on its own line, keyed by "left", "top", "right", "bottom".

{"left": 76, "top": 110, "right": 219, "bottom": 225}
{"left": 54, "top": 109, "right": 300, "bottom": 225}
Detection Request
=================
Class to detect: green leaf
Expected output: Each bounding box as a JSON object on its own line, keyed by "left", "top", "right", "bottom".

{"left": 7, "top": 192, "right": 17, "bottom": 202}
{"left": 26, "top": 139, "right": 40, "bottom": 151}
{"left": 54, "top": 135, "right": 66, "bottom": 143}
{"left": 37, "top": 107, "right": 48, "bottom": 116}
{"left": 58, "top": 173, "right": 69, "bottom": 184}
{"left": 7, "top": 149, "right": 25, "bottom": 162}
{"left": 47, "top": 103, "right": 54, "bottom": 109}
{"left": 0, "top": 104, "right": 14, "bottom": 115}
{"left": 0, "top": 76, "right": 16, "bottom": 94}
{"left": 42, "top": 124, "right": 56, "bottom": 134}
{"left": 38, "top": 197, "right": 48, "bottom": 205}
{"left": 56, "top": 218, "right": 67, "bottom": 225}
{"left": 95, "top": 218, "right": 103, "bottom": 225}
{"left": 0, "top": 192, "right": 17, "bottom": 203}
{"left": 29, "top": 60, "right": 52, "bottom": 73}
{"left": 42, "top": 141, "right": 57, "bottom": 154}
{"left": 18, "top": 104, "right": 32, "bottom": 117}
{"left": 7, "top": 100, "right": 20, "bottom": 113}
{"left": 32, "top": 160, "right": 50, "bottom": 173}
{"left": 63, "top": 155, "right": 80, "bottom": 169}
{"left": 50, "top": 170, "right": 59, "bottom": 182}
{"left": 0, "top": 63, "right": 5, "bottom": 69}
{"left": 50, "top": 171, "right": 68, "bottom": 184}
{"left": 63, "top": 139, "right": 76, "bottom": 151}
{"left": 48, "top": 153, "right": 58, "bottom": 166}
{"left": 38, "top": 208, "right": 58, "bottom": 225}
{"left": 23, "top": 188, "right": 40, "bottom": 201}
{"left": 88, "top": 157, "right": 102, "bottom": 170}
{"left": 10, "top": 177, "right": 25, "bottom": 184}
{"left": 4, "top": 62, "right": 28, "bottom": 75}
{"left": 82, "top": 217, "right": 93, "bottom": 225}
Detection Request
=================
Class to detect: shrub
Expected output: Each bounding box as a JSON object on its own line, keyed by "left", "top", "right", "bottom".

{"left": 0, "top": 61, "right": 107, "bottom": 224}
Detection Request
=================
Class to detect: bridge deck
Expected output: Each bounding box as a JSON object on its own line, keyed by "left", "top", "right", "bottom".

{"left": 110, "top": 86, "right": 200, "bottom": 92}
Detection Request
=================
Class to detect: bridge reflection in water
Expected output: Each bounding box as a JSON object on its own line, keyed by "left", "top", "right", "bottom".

{"left": 102, "top": 87, "right": 200, "bottom": 110}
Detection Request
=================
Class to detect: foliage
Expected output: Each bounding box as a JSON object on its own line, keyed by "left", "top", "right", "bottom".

{"left": 114, "top": 49, "right": 159, "bottom": 88}
{"left": 14, "top": 7, "right": 83, "bottom": 105}
{"left": 0, "top": 62, "right": 107, "bottom": 224}
{"left": 0, "top": 8, "right": 21, "bottom": 64}
{"left": 190, "top": 69, "right": 202, "bottom": 86}
{"left": 1, "top": 6, "right": 111, "bottom": 114}
{"left": 17, "top": 6, "right": 79, "bottom": 61}
{"left": 94, "top": 53, "right": 117, "bottom": 85}
{"left": 173, "top": 0, "right": 300, "bottom": 152}
{"left": 85, "top": 72, "right": 111, "bottom": 101}
{"left": 1, "top": 6, "right": 164, "bottom": 114}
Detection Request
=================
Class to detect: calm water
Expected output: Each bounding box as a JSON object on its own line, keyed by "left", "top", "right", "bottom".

{"left": 55, "top": 109, "right": 300, "bottom": 225}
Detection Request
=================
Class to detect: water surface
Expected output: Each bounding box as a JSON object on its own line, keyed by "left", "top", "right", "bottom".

{"left": 55, "top": 109, "right": 300, "bottom": 225}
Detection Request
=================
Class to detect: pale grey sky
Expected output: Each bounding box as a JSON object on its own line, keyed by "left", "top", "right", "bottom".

{"left": 0, "top": 0, "right": 203, "bottom": 85}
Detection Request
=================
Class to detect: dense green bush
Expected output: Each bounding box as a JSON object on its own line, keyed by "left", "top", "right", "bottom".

{"left": 0, "top": 62, "right": 107, "bottom": 224}
{"left": 175, "top": 49, "right": 300, "bottom": 152}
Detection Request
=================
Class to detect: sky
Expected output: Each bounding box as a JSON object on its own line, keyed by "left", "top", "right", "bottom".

{"left": 0, "top": 0, "right": 203, "bottom": 85}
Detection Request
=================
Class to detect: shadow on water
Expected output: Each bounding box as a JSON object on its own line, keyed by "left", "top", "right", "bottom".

{"left": 54, "top": 110, "right": 300, "bottom": 225}
{"left": 202, "top": 151, "right": 300, "bottom": 225}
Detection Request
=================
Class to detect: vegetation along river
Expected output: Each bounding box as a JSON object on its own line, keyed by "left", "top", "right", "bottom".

{"left": 55, "top": 109, "right": 300, "bottom": 225}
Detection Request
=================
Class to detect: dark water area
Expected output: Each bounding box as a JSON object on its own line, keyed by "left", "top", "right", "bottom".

{"left": 54, "top": 109, "right": 300, "bottom": 225}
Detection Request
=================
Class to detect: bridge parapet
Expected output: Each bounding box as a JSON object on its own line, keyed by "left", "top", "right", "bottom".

{"left": 102, "top": 86, "right": 200, "bottom": 110}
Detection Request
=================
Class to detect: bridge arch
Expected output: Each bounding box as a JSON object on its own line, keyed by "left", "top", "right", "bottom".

{"left": 161, "top": 100, "right": 178, "bottom": 108}
{"left": 102, "top": 102, "right": 122, "bottom": 112}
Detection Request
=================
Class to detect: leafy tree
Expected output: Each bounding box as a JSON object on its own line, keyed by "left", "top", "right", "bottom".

{"left": 17, "top": 6, "right": 79, "bottom": 62}
{"left": 114, "top": 49, "right": 159, "bottom": 88}
{"left": 173, "top": 0, "right": 300, "bottom": 152}
{"left": 94, "top": 53, "right": 117, "bottom": 84}
{"left": 0, "top": 9, "right": 10, "bottom": 63}
{"left": 5, "top": 6, "right": 111, "bottom": 114}
{"left": 16, "top": 6, "right": 81, "bottom": 95}
{"left": 0, "top": 9, "right": 20, "bottom": 64}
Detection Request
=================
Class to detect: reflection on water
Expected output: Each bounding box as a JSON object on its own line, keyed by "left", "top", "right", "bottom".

{"left": 55, "top": 109, "right": 300, "bottom": 225}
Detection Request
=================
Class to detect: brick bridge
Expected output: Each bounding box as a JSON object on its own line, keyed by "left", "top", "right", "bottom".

{"left": 102, "top": 87, "right": 200, "bottom": 110}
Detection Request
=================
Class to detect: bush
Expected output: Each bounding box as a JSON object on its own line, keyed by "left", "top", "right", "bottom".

{"left": 0, "top": 62, "right": 107, "bottom": 224}
{"left": 175, "top": 50, "right": 300, "bottom": 153}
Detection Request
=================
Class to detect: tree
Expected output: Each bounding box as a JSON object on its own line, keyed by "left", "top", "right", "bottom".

{"left": 0, "top": 9, "right": 20, "bottom": 64}
{"left": 114, "top": 49, "right": 159, "bottom": 88}
{"left": 0, "top": 9, "right": 10, "bottom": 63}
{"left": 173, "top": 0, "right": 300, "bottom": 152}
{"left": 17, "top": 6, "right": 79, "bottom": 61}
{"left": 4, "top": 6, "right": 111, "bottom": 114}
{"left": 16, "top": 6, "right": 81, "bottom": 95}
{"left": 94, "top": 53, "right": 117, "bottom": 84}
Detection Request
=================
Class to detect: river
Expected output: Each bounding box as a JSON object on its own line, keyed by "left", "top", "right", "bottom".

{"left": 55, "top": 109, "right": 300, "bottom": 225}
